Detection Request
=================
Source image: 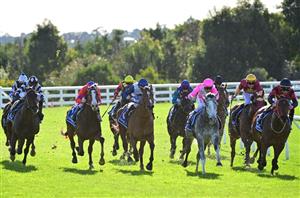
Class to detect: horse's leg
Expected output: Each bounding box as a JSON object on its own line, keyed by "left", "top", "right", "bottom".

{"left": 77, "top": 137, "right": 84, "bottom": 156}
{"left": 212, "top": 134, "right": 222, "bottom": 166}
{"left": 10, "top": 132, "right": 17, "bottom": 162}
{"left": 120, "top": 130, "right": 129, "bottom": 160}
{"left": 69, "top": 134, "right": 77, "bottom": 163}
{"left": 230, "top": 136, "right": 237, "bottom": 167}
{"left": 130, "top": 136, "right": 139, "bottom": 162}
{"left": 88, "top": 139, "right": 95, "bottom": 169}
{"left": 112, "top": 134, "right": 119, "bottom": 156}
{"left": 98, "top": 136, "right": 105, "bottom": 165}
{"left": 258, "top": 143, "right": 268, "bottom": 171}
{"left": 250, "top": 144, "right": 260, "bottom": 164}
{"left": 243, "top": 138, "right": 253, "bottom": 167}
{"left": 179, "top": 137, "right": 186, "bottom": 160}
{"left": 146, "top": 138, "right": 155, "bottom": 171}
{"left": 169, "top": 134, "right": 177, "bottom": 159}
{"left": 22, "top": 136, "right": 34, "bottom": 165}
{"left": 271, "top": 143, "right": 285, "bottom": 175}
{"left": 17, "top": 138, "right": 25, "bottom": 155}
{"left": 139, "top": 140, "right": 146, "bottom": 170}
{"left": 182, "top": 136, "right": 192, "bottom": 167}
{"left": 196, "top": 136, "right": 206, "bottom": 174}
{"left": 207, "top": 142, "right": 211, "bottom": 156}
{"left": 30, "top": 141, "right": 36, "bottom": 157}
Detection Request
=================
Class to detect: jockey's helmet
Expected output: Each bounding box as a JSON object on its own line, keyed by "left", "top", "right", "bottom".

{"left": 124, "top": 75, "right": 134, "bottom": 84}
{"left": 28, "top": 76, "right": 39, "bottom": 87}
{"left": 246, "top": 74, "right": 256, "bottom": 83}
{"left": 138, "top": 78, "right": 148, "bottom": 87}
{"left": 181, "top": 80, "right": 190, "bottom": 89}
{"left": 214, "top": 75, "right": 223, "bottom": 86}
{"left": 18, "top": 73, "right": 28, "bottom": 84}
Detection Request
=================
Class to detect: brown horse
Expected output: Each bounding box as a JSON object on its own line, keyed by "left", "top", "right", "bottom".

{"left": 119, "top": 86, "right": 155, "bottom": 170}
{"left": 208, "top": 84, "right": 229, "bottom": 155}
{"left": 2, "top": 103, "right": 13, "bottom": 146}
{"left": 251, "top": 98, "right": 291, "bottom": 175}
{"left": 8, "top": 88, "right": 40, "bottom": 165}
{"left": 63, "top": 86, "right": 105, "bottom": 169}
{"left": 109, "top": 108, "right": 121, "bottom": 156}
{"left": 166, "top": 97, "right": 194, "bottom": 159}
{"left": 229, "top": 94, "right": 266, "bottom": 167}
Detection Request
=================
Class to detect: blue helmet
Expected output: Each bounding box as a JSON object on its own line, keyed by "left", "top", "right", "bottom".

{"left": 138, "top": 78, "right": 148, "bottom": 87}
{"left": 87, "top": 81, "right": 95, "bottom": 86}
{"left": 181, "top": 80, "right": 190, "bottom": 89}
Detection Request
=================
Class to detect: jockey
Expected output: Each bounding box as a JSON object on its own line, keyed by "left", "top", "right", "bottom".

{"left": 9, "top": 73, "right": 28, "bottom": 102}
{"left": 170, "top": 80, "right": 193, "bottom": 119}
{"left": 214, "top": 75, "right": 225, "bottom": 89}
{"left": 185, "top": 78, "right": 219, "bottom": 132}
{"left": 28, "top": 76, "right": 44, "bottom": 121}
{"left": 231, "top": 74, "right": 264, "bottom": 125}
{"left": 110, "top": 75, "right": 135, "bottom": 118}
{"left": 267, "top": 78, "right": 298, "bottom": 122}
{"left": 67, "top": 81, "right": 101, "bottom": 126}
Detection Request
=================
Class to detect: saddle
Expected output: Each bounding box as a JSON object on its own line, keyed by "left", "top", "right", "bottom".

{"left": 118, "top": 103, "right": 135, "bottom": 129}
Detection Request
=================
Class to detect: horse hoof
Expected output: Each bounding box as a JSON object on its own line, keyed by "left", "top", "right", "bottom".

{"left": 271, "top": 169, "right": 274, "bottom": 175}
{"left": 30, "top": 150, "right": 36, "bottom": 157}
{"left": 5, "top": 141, "right": 9, "bottom": 146}
{"left": 146, "top": 163, "right": 153, "bottom": 171}
{"left": 72, "top": 158, "right": 78, "bottom": 164}
{"left": 169, "top": 153, "right": 174, "bottom": 159}
{"left": 134, "top": 155, "right": 139, "bottom": 162}
{"left": 216, "top": 162, "right": 223, "bottom": 166}
{"left": 22, "top": 160, "right": 26, "bottom": 165}
{"left": 99, "top": 158, "right": 105, "bottom": 166}
{"left": 17, "top": 149, "right": 22, "bottom": 155}
{"left": 249, "top": 158, "right": 255, "bottom": 164}
{"left": 127, "top": 156, "right": 133, "bottom": 163}
{"left": 10, "top": 155, "right": 15, "bottom": 162}
{"left": 112, "top": 150, "right": 117, "bottom": 156}
{"left": 140, "top": 166, "right": 144, "bottom": 171}
{"left": 116, "top": 144, "right": 119, "bottom": 150}
{"left": 78, "top": 151, "right": 84, "bottom": 156}
{"left": 89, "top": 164, "right": 94, "bottom": 170}
{"left": 273, "top": 164, "right": 279, "bottom": 171}
{"left": 182, "top": 161, "right": 188, "bottom": 168}
{"left": 258, "top": 164, "right": 264, "bottom": 171}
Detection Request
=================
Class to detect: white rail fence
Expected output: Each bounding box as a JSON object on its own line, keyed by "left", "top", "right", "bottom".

{"left": 0, "top": 81, "right": 299, "bottom": 160}
{"left": 1, "top": 81, "right": 300, "bottom": 108}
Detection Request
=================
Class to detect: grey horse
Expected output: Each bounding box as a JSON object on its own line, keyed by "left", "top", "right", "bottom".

{"left": 182, "top": 93, "right": 222, "bottom": 174}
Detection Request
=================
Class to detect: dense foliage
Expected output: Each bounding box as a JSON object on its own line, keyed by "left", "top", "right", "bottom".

{"left": 0, "top": 0, "right": 299, "bottom": 86}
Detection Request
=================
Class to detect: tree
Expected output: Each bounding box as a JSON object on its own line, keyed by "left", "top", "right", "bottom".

{"left": 282, "top": 0, "right": 300, "bottom": 31}
{"left": 24, "top": 19, "right": 68, "bottom": 81}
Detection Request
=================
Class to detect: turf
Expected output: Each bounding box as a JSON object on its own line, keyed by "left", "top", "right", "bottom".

{"left": 0, "top": 103, "right": 300, "bottom": 197}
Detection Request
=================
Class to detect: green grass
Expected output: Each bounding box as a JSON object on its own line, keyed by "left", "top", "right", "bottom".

{"left": 1, "top": 103, "right": 300, "bottom": 197}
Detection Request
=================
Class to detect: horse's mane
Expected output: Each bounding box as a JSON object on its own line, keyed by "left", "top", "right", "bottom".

{"left": 206, "top": 93, "right": 216, "bottom": 99}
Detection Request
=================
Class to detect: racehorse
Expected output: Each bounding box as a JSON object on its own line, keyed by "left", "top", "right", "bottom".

{"left": 228, "top": 93, "right": 266, "bottom": 167}
{"left": 166, "top": 97, "right": 194, "bottom": 159}
{"left": 8, "top": 88, "right": 40, "bottom": 165}
{"left": 252, "top": 98, "right": 291, "bottom": 175}
{"left": 2, "top": 103, "right": 13, "bottom": 146}
{"left": 119, "top": 85, "right": 155, "bottom": 170}
{"left": 109, "top": 108, "right": 121, "bottom": 156}
{"left": 63, "top": 86, "right": 105, "bottom": 169}
{"left": 182, "top": 93, "right": 222, "bottom": 175}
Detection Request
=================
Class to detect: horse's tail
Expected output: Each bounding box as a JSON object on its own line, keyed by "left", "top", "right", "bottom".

{"left": 60, "top": 128, "right": 68, "bottom": 139}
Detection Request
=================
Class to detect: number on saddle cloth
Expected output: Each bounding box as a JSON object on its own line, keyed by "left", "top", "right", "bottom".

{"left": 7, "top": 100, "right": 24, "bottom": 122}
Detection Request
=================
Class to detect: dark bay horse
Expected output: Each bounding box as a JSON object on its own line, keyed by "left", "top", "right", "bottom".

{"left": 109, "top": 109, "right": 120, "bottom": 156}
{"left": 2, "top": 103, "right": 13, "bottom": 146}
{"left": 208, "top": 84, "right": 229, "bottom": 155}
{"left": 63, "top": 86, "right": 105, "bottom": 169}
{"left": 166, "top": 98, "right": 194, "bottom": 159}
{"left": 252, "top": 98, "right": 291, "bottom": 175}
{"left": 229, "top": 94, "right": 266, "bottom": 167}
{"left": 182, "top": 93, "right": 222, "bottom": 175}
{"left": 9, "top": 88, "right": 40, "bottom": 165}
{"left": 119, "top": 86, "right": 155, "bottom": 170}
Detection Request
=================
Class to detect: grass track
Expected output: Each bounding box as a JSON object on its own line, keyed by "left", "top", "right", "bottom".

{"left": 1, "top": 103, "right": 300, "bottom": 197}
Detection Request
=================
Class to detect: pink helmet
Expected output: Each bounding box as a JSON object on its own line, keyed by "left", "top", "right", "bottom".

{"left": 203, "top": 78, "right": 214, "bottom": 87}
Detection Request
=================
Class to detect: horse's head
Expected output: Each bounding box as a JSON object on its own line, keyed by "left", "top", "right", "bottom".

{"left": 204, "top": 93, "right": 218, "bottom": 120}
{"left": 140, "top": 85, "right": 154, "bottom": 110}
{"left": 217, "top": 84, "right": 229, "bottom": 106}
{"left": 250, "top": 92, "right": 266, "bottom": 113}
{"left": 86, "top": 85, "right": 100, "bottom": 111}
{"left": 24, "top": 88, "right": 39, "bottom": 114}
{"left": 180, "top": 97, "right": 195, "bottom": 113}
{"left": 275, "top": 98, "right": 290, "bottom": 119}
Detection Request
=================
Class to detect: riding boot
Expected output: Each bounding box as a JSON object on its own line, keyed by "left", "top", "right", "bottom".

{"left": 231, "top": 104, "right": 244, "bottom": 125}
{"left": 170, "top": 104, "right": 178, "bottom": 121}
{"left": 185, "top": 111, "right": 194, "bottom": 133}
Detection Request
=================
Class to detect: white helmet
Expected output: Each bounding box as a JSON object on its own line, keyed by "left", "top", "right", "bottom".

{"left": 18, "top": 73, "right": 28, "bottom": 83}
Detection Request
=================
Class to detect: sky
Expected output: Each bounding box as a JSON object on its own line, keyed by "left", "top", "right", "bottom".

{"left": 0, "top": 0, "right": 283, "bottom": 36}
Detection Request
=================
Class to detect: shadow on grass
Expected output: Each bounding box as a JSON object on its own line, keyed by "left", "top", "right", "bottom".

{"left": 61, "top": 167, "right": 97, "bottom": 175}
{"left": 168, "top": 160, "right": 196, "bottom": 166}
{"left": 185, "top": 170, "right": 222, "bottom": 179}
{"left": 0, "top": 160, "right": 37, "bottom": 173}
{"left": 108, "top": 159, "right": 136, "bottom": 166}
{"left": 206, "top": 154, "right": 229, "bottom": 161}
{"left": 116, "top": 168, "right": 153, "bottom": 176}
{"left": 231, "top": 166, "right": 262, "bottom": 173}
{"left": 257, "top": 173, "right": 298, "bottom": 181}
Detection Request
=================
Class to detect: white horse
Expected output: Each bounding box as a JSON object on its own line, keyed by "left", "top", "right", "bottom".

{"left": 182, "top": 93, "right": 222, "bottom": 174}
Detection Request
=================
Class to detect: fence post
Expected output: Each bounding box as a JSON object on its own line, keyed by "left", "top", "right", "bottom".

{"left": 0, "top": 87, "right": 3, "bottom": 108}
{"left": 60, "top": 89, "right": 63, "bottom": 107}
{"left": 106, "top": 87, "right": 110, "bottom": 105}
{"left": 44, "top": 90, "right": 49, "bottom": 107}
{"left": 169, "top": 86, "right": 173, "bottom": 103}
{"left": 285, "top": 141, "right": 290, "bottom": 160}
